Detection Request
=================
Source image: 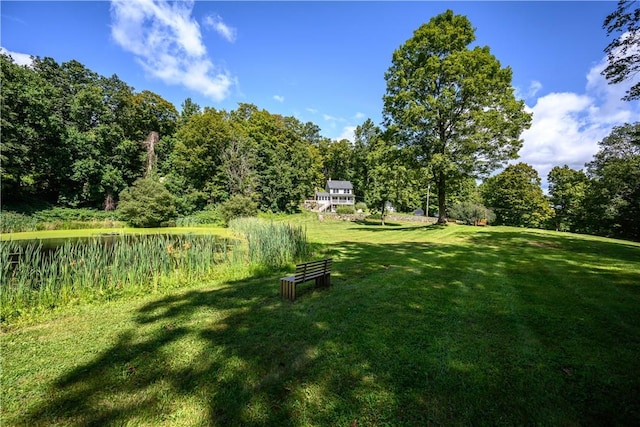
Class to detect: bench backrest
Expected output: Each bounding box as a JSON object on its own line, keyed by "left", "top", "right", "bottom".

{"left": 294, "top": 258, "right": 332, "bottom": 282}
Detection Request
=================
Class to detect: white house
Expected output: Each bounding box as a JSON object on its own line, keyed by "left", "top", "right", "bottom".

{"left": 315, "top": 179, "right": 355, "bottom": 212}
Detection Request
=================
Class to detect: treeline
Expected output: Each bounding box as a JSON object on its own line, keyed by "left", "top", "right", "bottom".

{"left": 473, "top": 125, "right": 640, "bottom": 242}
{"left": 0, "top": 54, "right": 439, "bottom": 220}
{"left": 1, "top": 54, "right": 639, "bottom": 240}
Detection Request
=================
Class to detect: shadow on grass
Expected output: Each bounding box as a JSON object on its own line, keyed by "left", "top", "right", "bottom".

{"left": 17, "top": 234, "right": 640, "bottom": 425}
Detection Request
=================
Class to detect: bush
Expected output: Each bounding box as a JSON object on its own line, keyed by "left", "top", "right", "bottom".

{"left": 176, "top": 206, "right": 224, "bottom": 226}
{"left": 0, "top": 211, "right": 38, "bottom": 233}
{"left": 355, "top": 202, "right": 367, "bottom": 212}
{"left": 1, "top": 208, "right": 119, "bottom": 233}
{"left": 117, "top": 178, "right": 177, "bottom": 227}
{"left": 219, "top": 194, "right": 258, "bottom": 226}
{"left": 449, "top": 201, "right": 496, "bottom": 225}
{"left": 336, "top": 205, "right": 355, "bottom": 215}
{"left": 32, "top": 207, "right": 113, "bottom": 222}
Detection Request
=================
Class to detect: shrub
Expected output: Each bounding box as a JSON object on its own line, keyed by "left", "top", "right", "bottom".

{"left": 336, "top": 205, "right": 355, "bottom": 215}
{"left": 32, "top": 207, "right": 112, "bottom": 222}
{"left": 176, "top": 206, "right": 224, "bottom": 226}
{"left": 355, "top": 202, "right": 367, "bottom": 212}
{"left": 219, "top": 194, "right": 258, "bottom": 226}
{"left": 1, "top": 207, "right": 123, "bottom": 233}
{"left": 117, "top": 178, "right": 177, "bottom": 227}
{"left": 449, "top": 201, "right": 496, "bottom": 225}
{"left": 0, "top": 212, "right": 38, "bottom": 233}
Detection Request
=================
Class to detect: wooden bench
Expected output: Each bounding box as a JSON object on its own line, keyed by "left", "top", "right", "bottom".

{"left": 280, "top": 258, "right": 332, "bottom": 301}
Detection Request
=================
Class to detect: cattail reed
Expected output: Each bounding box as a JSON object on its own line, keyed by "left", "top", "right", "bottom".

{"left": 229, "top": 218, "right": 309, "bottom": 268}
{"left": 0, "top": 234, "right": 234, "bottom": 320}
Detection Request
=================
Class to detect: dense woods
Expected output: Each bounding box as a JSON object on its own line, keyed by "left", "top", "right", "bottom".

{"left": 1, "top": 9, "right": 639, "bottom": 241}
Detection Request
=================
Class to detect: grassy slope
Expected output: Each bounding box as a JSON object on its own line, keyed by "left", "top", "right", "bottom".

{"left": 2, "top": 219, "right": 640, "bottom": 425}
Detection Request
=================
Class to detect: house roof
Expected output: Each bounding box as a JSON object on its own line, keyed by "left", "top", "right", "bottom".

{"left": 315, "top": 191, "right": 330, "bottom": 197}
{"left": 327, "top": 180, "right": 353, "bottom": 189}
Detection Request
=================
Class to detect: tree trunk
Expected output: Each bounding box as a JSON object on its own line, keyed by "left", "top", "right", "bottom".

{"left": 143, "top": 131, "right": 159, "bottom": 177}
{"left": 104, "top": 193, "right": 116, "bottom": 211}
{"left": 437, "top": 171, "right": 447, "bottom": 224}
{"left": 381, "top": 200, "right": 386, "bottom": 226}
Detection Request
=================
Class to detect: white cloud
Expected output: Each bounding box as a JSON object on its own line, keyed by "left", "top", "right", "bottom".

{"left": 354, "top": 112, "right": 366, "bottom": 120}
{"left": 273, "top": 95, "right": 284, "bottom": 103}
{"left": 306, "top": 107, "right": 318, "bottom": 114}
{"left": 110, "top": 0, "right": 234, "bottom": 102}
{"left": 0, "top": 47, "right": 33, "bottom": 66}
{"left": 337, "top": 126, "right": 356, "bottom": 142}
{"left": 518, "top": 56, "right": 640, "bottom": 188}
{"left": 203, "top": 14, "right": 237, "bottom": 43}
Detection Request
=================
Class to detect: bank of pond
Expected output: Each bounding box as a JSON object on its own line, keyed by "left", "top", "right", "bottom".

{"left": 1, "top": 218, "right": 309, "bottom": 323}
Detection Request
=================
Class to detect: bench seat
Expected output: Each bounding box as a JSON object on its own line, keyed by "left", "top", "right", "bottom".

{"left": 280, "top": 258, "right": 332, "bottom": 301}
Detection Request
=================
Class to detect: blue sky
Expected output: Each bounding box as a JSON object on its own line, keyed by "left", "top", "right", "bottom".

{"left": 2, "top": 1, "right": 639, "bottom": 187}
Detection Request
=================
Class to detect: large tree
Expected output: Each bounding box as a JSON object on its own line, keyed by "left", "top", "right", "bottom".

{"left": 383, "top": 10, "right": 531, "bottom": 223}
{"left": 481, "top": 163, "right": 552, "bottom": 228}
{"left": 602, "top": 0, "right": 640, "bottom": 101}
{"left": 547, "top": 165, "right": 589, "bottom": 232}
{"left": 584, "top": 122, "right": 640, "bottom": 240}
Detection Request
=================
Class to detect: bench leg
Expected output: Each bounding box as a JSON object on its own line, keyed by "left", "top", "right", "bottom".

{"left": 315, "top": 273, "right": 330, "bottom": 288}
{"left": 280, "top": 279, "right": 296, "bottom": 301}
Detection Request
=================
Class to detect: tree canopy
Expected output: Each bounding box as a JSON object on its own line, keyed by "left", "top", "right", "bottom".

{"left": 481, "top": 163, "right": 552, "bottom": 228}
{"left": 547, "top": 166, "right": 589, "bottom": 232}
{"left": 383, "top": 10, "right": 531, "bottom": 223}
{"left": 584, "top": 122, "right": 640, "bottom": 240}
{"left": 602, "top": 0, "right": 640, "bottom": 100}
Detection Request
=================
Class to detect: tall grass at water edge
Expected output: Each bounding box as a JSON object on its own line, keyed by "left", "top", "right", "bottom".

{"left": 0, "top": 234, "right": 236, "bottom": 322}
{"left": 1, "top": 209, "right": 122, "bottom": 233}
{"left": 229, "top": 217, "right": 310, "bottom": 268}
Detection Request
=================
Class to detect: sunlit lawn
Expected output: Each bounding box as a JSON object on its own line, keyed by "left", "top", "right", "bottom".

{"left": 2, "top": 218, "right": 640, "bottom": 425}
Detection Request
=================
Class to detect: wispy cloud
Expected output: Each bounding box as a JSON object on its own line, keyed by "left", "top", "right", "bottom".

{"left": 323, "top": 113, "right": 343, "bottom": 122}
{"left": 354, "top": 112, "right": 366, "bottom": 120}
{"left": 273, "top": 95, "right": 284, "bottom": 103}
{"left": 516, "top": 80, "right": 543, "bottom": 100}
{"left": 110, "top": 0, "right": 234, "bottom": 101}
{"left": 306, "top": 107, "right": 318, "bottom": 114}
{"left": 203, "top": 13, "right": 237, "bottom": 43}
{"left": 527, "top": 80, "right": 542, "bottom": 98}
{"left": 0, "top": 47, "right": 32, "bottom": 66}
{"left": 518, "top": 56, "right": 640, "bottom": 188}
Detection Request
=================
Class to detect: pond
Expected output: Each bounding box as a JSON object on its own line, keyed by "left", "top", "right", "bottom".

{"left": 1, "top": 233, "right": 241, "bottom": 318}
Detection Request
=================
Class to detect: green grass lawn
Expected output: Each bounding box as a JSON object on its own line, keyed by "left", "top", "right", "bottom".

{"left": 2, "top": 219, "right": 640, "bottom": 425}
